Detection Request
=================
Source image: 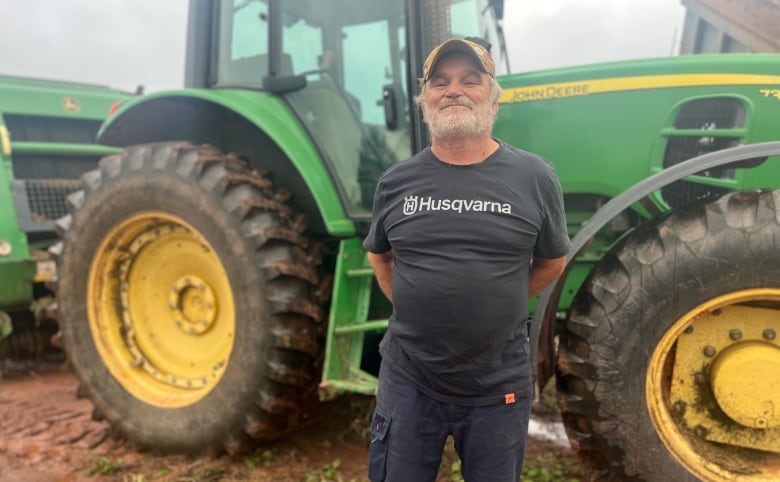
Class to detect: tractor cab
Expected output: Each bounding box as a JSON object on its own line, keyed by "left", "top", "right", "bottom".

{"left": 186, "top": 0, "right": 508, "bottom": 217}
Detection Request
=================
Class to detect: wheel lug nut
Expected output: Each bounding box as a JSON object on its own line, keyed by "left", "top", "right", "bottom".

{"left": 693, "top": 425, "right": 709, "bottom": 437}
{"left": 729, "top": 329, "right": 742, "bottom": 341}
{"left": 694, "top": 373, "right": 706, "bottom": 384}
{"left": 672, "top": 401, "right": 686, "bottom": 415}
{"left": 703, "top": 346, "right": 716, "bottom": 357}
{"left": 763, "top": 329, "right": 776, "bottom": 340}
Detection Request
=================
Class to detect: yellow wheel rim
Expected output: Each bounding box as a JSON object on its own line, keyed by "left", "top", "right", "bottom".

{"left": 88, "top": 212, "right": 235, "bottom": 408}
{"left": 647, "top": 288, "right": 780, "bottom": 481}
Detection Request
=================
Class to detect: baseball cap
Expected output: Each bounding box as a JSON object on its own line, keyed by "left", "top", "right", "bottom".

{"left": 422, "top": 38, "right": 496, "bottom": 82}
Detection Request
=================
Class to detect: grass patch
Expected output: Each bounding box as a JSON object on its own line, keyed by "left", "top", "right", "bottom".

{"left": 86, "top": 455, "right": 124, "bottom": 477}
{"left": 438, "top": 434, "right": 585, "bottom": 482}
{"left": 523, "top": 452, "right": 584, "bottom": 482}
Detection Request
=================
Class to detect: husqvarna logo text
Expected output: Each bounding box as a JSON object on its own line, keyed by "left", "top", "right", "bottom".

{"left": 402, "top": 195, "right": 511, "bottom": 216}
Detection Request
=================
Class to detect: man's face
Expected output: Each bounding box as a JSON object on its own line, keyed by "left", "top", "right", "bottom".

{"left": 421, "top": 53, "right": 498, "bottom": 140}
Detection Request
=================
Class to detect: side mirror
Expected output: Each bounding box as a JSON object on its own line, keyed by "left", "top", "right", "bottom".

{"left": 382, "top": 84, "right": 398, "bottom": 130}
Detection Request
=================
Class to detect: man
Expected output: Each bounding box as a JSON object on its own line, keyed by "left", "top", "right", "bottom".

{"left": 363, "top": 38, "right": 571, "bottom": 481}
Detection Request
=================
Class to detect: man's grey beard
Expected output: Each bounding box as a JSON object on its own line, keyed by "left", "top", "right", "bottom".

{"left": 422, "top": 96, "right": 496, "bottom": 140}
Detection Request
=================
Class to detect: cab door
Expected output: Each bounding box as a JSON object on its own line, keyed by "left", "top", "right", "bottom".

{"left": 281, "top": 0, "right": 413, "bottom": 218}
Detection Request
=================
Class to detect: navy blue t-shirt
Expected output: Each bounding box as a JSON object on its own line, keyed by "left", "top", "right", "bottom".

{"left": 363, "top": 142, "right": 571, "bottom": 406}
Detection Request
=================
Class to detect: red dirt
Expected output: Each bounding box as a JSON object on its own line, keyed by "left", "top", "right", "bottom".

{"left": 0, "top": 362, "right": 585, "bottom": 482}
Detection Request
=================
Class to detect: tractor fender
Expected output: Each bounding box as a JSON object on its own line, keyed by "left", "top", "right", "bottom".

{"left": 531, "top": 141, "right": 780, "bottom": 386}
{"left": 96, "top": 89, "right": 355, "bottom": 236}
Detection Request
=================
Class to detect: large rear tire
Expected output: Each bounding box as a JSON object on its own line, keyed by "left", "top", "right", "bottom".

{"left": 557, "top": 190, "right": 780, "bottom": 481}
{"left": 55, "top": 143, "right": 325, "bottom": 453}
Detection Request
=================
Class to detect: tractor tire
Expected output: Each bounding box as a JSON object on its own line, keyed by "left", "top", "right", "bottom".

{"left": 54, "top": 143, "right": 326, "bottom": 454}
{"left": 556, "top": 190, "right": 780, "bottom": 481}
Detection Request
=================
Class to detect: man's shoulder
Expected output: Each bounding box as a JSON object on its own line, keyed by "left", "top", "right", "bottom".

{"left": 501, "top": 142, "right": 557, "bottom": 184}
{"left": 499, "top": 142, "right": 550, "bottom": 165}
{"left": 379, "top": 149, "right": 430, "bottom": 182}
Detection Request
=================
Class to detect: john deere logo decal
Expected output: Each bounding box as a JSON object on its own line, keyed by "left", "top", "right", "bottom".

{"left": 62, "top": 97, "right": 81, "bottom": 112}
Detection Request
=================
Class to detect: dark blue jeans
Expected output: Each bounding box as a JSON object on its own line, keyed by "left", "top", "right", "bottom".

{"left": 368, "top": 363, "right": 532, "bottom": 482}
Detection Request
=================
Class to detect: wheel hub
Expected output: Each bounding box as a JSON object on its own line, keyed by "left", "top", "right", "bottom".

{"left": 710, "top": 341, "right": 780, "bottom": 429}
{"left": 666, "top": 298, "right": 780, "bottom": 454}
{"left": 169, "top": 275, "right": 218, "bottom": 335}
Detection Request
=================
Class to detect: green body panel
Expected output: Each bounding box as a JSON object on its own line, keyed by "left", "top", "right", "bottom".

{"left": 0, "top": 150, "right": 33, "bottom": 306}
{"left": 494, "top": 54, "right": 780, "bottom": 199}
{"left": 0, "top": 75, "right": 126, "bottom": 119}
{"left": 0, "top": 75, "right": 130, "bottom": 309}
{"left": 99, "top": 89, "right": 355, "bottom": 236}
{"left": 0, "top": 262, "right": 35, "bottom": 307}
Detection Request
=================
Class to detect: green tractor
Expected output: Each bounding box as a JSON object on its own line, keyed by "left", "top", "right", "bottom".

{"left": 0, "top": 75, "right": 129, "bottom": 358}
{"left": 53, "top": 0, "right": 780, "bottom": 480}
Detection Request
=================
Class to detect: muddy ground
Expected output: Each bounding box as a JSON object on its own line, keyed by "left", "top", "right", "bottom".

{"left": 0, "top": 360, "right": 588, "bottom": 482}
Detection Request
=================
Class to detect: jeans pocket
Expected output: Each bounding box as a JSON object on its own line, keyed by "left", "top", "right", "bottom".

{"left": 368, "top": 411, "right": 391, "bottom": 481}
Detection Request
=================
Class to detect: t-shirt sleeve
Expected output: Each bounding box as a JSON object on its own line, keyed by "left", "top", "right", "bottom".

{"left": 534, "top": 162, "right": 571, "bottom": 259}
{"left": 363, "top": 179, "right": 391, "bottom": 253}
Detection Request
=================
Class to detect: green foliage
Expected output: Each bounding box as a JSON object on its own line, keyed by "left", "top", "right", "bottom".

{"left": 244, "top": 449, "right": 277, "bottom": 468}
{"left": 311, "top": 458, "right": 340, "bottom": 481}
{"left": 86, "top": 456, "right": 124, "bottom": 477}
{"left": 522, "top": 452, "right": 583, "bottom": 482}
{"left": 446, "top": 459, "right": 465, "bottom": 482}
{"left": 303, "top": 458, "right": 367, "bottom": 482}
{"left": 441, "top": 450, "right": 584, "bottom": 482}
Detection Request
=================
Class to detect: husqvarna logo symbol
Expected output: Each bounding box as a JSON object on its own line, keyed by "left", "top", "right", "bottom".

{"left": 403, "top": 196, "right": 418, "bottom": 215}
{"left": 61, "top": 97, "right": 81, "bottom": 112}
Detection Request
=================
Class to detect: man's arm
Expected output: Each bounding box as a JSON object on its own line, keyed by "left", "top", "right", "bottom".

{"left": 368, "top": 250, "right": 394, "bottom": 302}
{"left": 529, "top": 256, "right": 566, "bottom": 297}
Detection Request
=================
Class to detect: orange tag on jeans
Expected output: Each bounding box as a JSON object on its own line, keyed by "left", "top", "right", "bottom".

{"left": 505, "top": 393, "right": 516, "bottom": 404}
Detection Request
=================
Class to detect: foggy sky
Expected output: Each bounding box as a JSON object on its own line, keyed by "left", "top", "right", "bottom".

{"left": 504, "top": 0, "right": 685, "bottom": 72}
{"left": 1, "top": 0, "right": 685, "bottom": 93}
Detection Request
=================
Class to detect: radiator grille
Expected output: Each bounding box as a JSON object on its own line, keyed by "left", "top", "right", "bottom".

{"left": 23, "top": 179, "right": 83, "bottom": 222}
{"left": 672, "top": 97, "right": 745, "bottom": 130}
{"left": 662, "top": 97, "right": 745, "bottom": 208}
{"left": 4, "top": 114, "right": 101, "bottom": 143}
